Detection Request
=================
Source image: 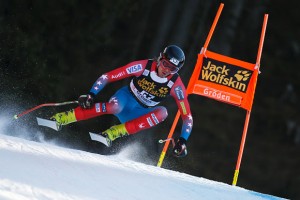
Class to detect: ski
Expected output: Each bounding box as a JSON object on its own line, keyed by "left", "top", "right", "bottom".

{"left": 36, "top": 117, "right": 60, "bottom": 131}
{"left": 36, "top": 117, "right": 111, "bottom": 147}
{"left": 89, "top": 132, "right": 111, "bottom": 147}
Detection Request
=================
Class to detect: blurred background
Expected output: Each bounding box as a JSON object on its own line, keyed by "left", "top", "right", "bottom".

{"left": 0, "top": 0, "right": 299, "bottom": 199}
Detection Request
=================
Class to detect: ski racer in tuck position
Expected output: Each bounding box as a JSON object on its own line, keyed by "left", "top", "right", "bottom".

{"left": 51, "top": 45, "right": 193, "bottom": 157}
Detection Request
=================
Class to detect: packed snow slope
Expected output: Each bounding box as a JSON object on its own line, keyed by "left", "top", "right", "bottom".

{"left": 0, "top": 133, "right": 286, "bottom": 200}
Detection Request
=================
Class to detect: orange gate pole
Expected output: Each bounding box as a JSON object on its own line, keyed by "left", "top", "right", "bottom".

{"left": 232, "top": 14, "right": 268, "bottom": 186}
{"left": 203, "top": 3, "right": 224, "bottom": 51}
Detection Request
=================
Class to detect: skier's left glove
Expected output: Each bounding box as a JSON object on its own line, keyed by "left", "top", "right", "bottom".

{"left": 172, "top": 137, "right": 187, "bottom": 157}
{"left": 78, "top": 93, "right": 95, "bottom": 109}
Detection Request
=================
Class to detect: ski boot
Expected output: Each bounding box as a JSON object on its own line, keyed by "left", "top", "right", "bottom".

{"left": 50, "top": 109, "right": 77, "bottom": 131}
{"left": 101, "top": 124, "right": 128, "bottom": 147}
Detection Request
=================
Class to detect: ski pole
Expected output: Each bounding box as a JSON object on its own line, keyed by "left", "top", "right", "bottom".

{"left": 14, "top": 100, "right": 78, "bottom": 119}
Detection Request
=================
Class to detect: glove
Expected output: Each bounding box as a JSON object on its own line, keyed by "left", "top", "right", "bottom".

{"left": 78, "top": 93, "right": 95, "bottom": 109}
{"left": 172, "top": 137, "right": 187, "bottom": 157}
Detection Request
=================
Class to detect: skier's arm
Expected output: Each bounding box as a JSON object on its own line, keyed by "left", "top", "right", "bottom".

{"left": 170, "top": 77, "right": 193, "bottom": 141}
{"left": 78, "top": 60, "right": 147, "bottom": 109}
{"left": 89, "top": 60, "right": 147, "bottom": 96}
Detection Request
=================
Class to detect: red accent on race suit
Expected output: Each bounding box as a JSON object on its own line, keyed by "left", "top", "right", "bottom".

{"left": 74, "top": 102, "right": 120, "bottom": 121}
{"left": 125, "top": 106, "right": 168, "bottom": 134}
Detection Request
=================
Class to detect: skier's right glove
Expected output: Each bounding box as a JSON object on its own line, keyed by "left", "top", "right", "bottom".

{"left": 78, "top": 93, "right": 95, "bottom": 109}
{"left": 172, "top": 137, "right": 187, "bottom": 157}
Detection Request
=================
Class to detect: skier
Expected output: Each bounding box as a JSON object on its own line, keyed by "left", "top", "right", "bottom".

{"left": 51, "top": 45, "right": 193, "bottom": 157}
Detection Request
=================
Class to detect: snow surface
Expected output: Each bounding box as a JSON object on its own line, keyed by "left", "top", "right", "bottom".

{"left": 0, "top": 114, "right": 286, "bottom": 200}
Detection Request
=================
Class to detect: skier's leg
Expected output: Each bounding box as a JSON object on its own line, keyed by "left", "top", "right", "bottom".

{"left": 125, "top": 106, "right": 168, "bottom": 134}
{"left": 50, "top": 101, "right": 122, "bottom": 125}
{"left": 51, "top": 87, "right": 128, "bottom": 128}
{"left": 102, "top": 106, "right": 168, "bottom": 144}
{"left": 74, "top": 100, "right": 122, "bottom": 121}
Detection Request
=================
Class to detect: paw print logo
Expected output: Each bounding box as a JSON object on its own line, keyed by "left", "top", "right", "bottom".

{"left": 234, "top": 70, "right": 251, "bottom": 81}
{"left": 158, "top": 87, "right": 168, "bottom": 94}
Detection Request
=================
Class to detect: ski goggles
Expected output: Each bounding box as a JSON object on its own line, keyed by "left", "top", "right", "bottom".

{"left": 160, "top": 59, "right": 180, "bottom": 74}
